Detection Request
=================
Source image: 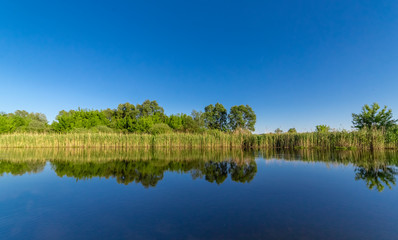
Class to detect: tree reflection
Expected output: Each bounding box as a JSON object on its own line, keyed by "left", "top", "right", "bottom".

{"left": 0, "top": 160, "right": 45, "bottom": 176}
{"left": 354, "top": 165, "right": 397, "bottom": 192}
{"left": 5, "top": 148, "right": 398, "bottom": 191}
{"left": 203, "top": 161, "right": 228, "bottom": 184}
{"left": 50, "top": 158, "right": 258, "bottom": 187}
{"left": 229, "top": 161, "right": 257, "bottom": 183}
{"left": 52, "top": 160, "right": 166, "bottom": 188}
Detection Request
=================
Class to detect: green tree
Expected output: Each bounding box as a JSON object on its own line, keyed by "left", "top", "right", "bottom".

{"left": 137, "top": 100, "right": 164, "bottom": 117}
{"left": 204, "top": 103, "right": 228, "bottom": 131}
{"left": 109, "top": 103, "right": 139, "bottom": 131}
{"left": 352, "top": 103, "right": 397, "bottom": 130}
{"left": 0, "top": 110, "right": 48, "bottom": 133}
{"left": 167, "top": 114, "right": 185, "bottom": 130}
{"left": 52, "top": 109, "right": 109, "bottom": 132}
{"left": 274, "top": 128, "right": 283, "bottom": 134}
{"left": 0, "top": 113, "right": 15, "bottom": 133}
{"left": 132, "top": 115, "right": 164, "bottom": 133}
{"left": 315, "top": 125, "right": 330, "bottom": 133}
{"left": 228, "top": 105, "right": 256, "bottom": 131}
{"left": 191, "top": 110, "right": 206, "bottom": 130}
{"left": 287, "top": 128, "right": 297, "bottom": 133}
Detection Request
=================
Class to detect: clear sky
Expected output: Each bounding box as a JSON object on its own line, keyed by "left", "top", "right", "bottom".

{"left": 1, "top": 1, "right": 397, "bottom": 133}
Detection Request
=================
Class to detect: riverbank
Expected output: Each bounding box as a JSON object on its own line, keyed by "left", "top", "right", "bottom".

{"left": 0, "top": 130, "right": 397, "bottom": 150}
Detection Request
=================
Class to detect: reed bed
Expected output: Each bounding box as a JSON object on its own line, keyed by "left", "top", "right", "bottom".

{"left": 0, "top": 130, "right": 397, "bottom": 150}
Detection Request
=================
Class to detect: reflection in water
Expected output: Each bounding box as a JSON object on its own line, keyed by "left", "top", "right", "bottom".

{"left": 355, "top": 165, "right": 397, "bottom": 192}
{"left": 51, "top": 159, "right": 257, "bottom": 187}
{"left": 262, "top": 150, "right": 398, "bottom": 192}
{"left": 0, "top": 148, "right": 257, "bottom": 187}
{"left": 0, "top": 160, "right": 45, "bottom": 176}
{"left": 0, "top": 148, "right": 398, "bottom": 190}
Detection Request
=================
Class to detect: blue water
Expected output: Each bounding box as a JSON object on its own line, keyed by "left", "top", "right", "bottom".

{"left": 0, "top": 150, "right": 397, "bottom": 240}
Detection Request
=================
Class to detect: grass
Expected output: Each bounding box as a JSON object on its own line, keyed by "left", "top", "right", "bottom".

{"left": 0, "top": 129, "right": 397, "bottom": 150}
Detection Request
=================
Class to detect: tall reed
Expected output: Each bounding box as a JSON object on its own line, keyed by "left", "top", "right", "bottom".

{"left": 0, "top": 129, "right": 397, "bottom": 150}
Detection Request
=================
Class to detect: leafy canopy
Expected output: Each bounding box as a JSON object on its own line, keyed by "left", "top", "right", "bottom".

{"left": 228, "top": 105, "right": 256, "bottom": 131}
{"left": 204, "top": 103, "right": 228, "bottom": 131}
{"left": 315, "top": 125, "right": 330, "bottom": 133}
{"left": 274, "top": 128, "right": 283, "bottom": 134}
{"left": 352, "top": 103, "right": 397, "bottom": 130}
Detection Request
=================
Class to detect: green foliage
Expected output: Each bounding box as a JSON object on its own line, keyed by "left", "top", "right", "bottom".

{"left": 386, "top": 125, "right": 398, "bottom": 144}
{"left": 287, "top": 128, "right": 297, "bottom": 133}
{"left": 149, "top": 123, "right": 172, "bottom": 135}
{"left": 52, "top": 108, "right": 109, "bottom": 132}
{"left": 315, "top": 125, "right": 330, "bottom": 133}
{"left": 352, "top": 103, "right": 397, "bottom": 130}
{"left": 166, "top": 113, "right": 203, "bottom": 133}
{"left": 191, "top": 110, "right": 205, "bottom": 128}
{"left": 0, "top": 100, "right": 258, "bottom": 134}
{"left": 274, "top": 128, "right": 283, "bottom": 134}
{"left": 132, "top": 115, "right": 164, "bottom": 133}
{"left": 0, "top": 110, "right": 48, "bottom": 133}
{"left": 167, "top": 114, "right": 186, "bottom": 130}
{"left": 137, "top": 100, "right": 164, "bottom": 117}
{"left": 204, "top": 103, "right": 228, "bottom": 131}
{"left": 228, "top": 105, "right": 256, "bottom": 131}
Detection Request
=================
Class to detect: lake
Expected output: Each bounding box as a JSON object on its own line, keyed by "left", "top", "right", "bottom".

{"left": 0, "top": 149, "right": 397, "bottom": 240}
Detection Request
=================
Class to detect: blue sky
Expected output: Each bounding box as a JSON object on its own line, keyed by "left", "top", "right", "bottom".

{"left": 0, "top": 0, "right": 397, "bottom": 133}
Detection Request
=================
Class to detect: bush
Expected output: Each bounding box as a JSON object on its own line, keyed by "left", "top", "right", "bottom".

{"left": 91, "top": 125, "right": 116, "bottom": 133}
{"left": 149, "top": 123, "right": 172, "bottom": 135}
{"left": 315, "top": 125, "right": 330, "bottom": 133}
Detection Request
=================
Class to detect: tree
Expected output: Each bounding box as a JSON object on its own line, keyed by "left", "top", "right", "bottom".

{"left": 228, "top": 105, "right": 256, "bottom": 131}
{"left": 0, "top": 110, "right": 49, "bottom": 133}
{"left": 352, "top": 103, "right": 397, "bottom": 130}
{"left": 274, "top": 128, "right": 283, "bottom": 134}
{"left": 52, "top": 109, "right": 109, "bottom": 132}
{"left": 137, "top": 100, "right": 164, "bottom": 117}
{"left": 315, "top": 125, "right": 330, "bottom": 133}
{"left": 287, "top": 128, "right": 297, "bottom": 133}
{"left": 204, "top": 103, "right": 228, "bottom": 131}
{"left": 191, "top": 110, "right": 205, "bottom": 129}
{"left": 103, "top": 100, "right": 166, "bottom": 133}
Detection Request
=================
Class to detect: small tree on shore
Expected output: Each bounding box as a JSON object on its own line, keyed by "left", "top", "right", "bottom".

{"left": 315, "top": 125, "right": 330, "bottom": 133}
{"left": 274, "top": 128, "right": 283, "bottom": 134}
{"left": 352, "top": 103, "right": 397, "bottom": 130}
{"left": 228, "top": 105, "right": 256, "bottom": 132}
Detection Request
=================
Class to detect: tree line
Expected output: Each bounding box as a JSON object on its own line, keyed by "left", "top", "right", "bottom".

{"left": 0, "top": 100, "right": 256, "bottom": 134}
{"left": 1, "top": 102, "right": 397, "bottom": 135}
{"left": 273, "top": 102, "right": 398, "bottom": 135}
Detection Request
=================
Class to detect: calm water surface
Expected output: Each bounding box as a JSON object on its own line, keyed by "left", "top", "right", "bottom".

{"left": 0, "top": 149, "right": 397, "bottom": 240}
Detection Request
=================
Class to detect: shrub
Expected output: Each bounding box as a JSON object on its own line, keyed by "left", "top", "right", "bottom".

{"left": 149, "top": 123, "right": 172, "bottom": 135}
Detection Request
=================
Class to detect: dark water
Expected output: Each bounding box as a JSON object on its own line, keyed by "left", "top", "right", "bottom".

{"left": 1, "top": 149, "right": 398, "bottom": 240}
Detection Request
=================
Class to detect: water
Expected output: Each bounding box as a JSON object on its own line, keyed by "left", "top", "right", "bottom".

{"left": 0, "top": 149, "right": 398, "bottom": 240}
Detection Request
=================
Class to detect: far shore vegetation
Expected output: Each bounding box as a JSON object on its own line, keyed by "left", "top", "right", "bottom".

{"left": 1, "top": 101, "right": 398, "bottom": 150}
